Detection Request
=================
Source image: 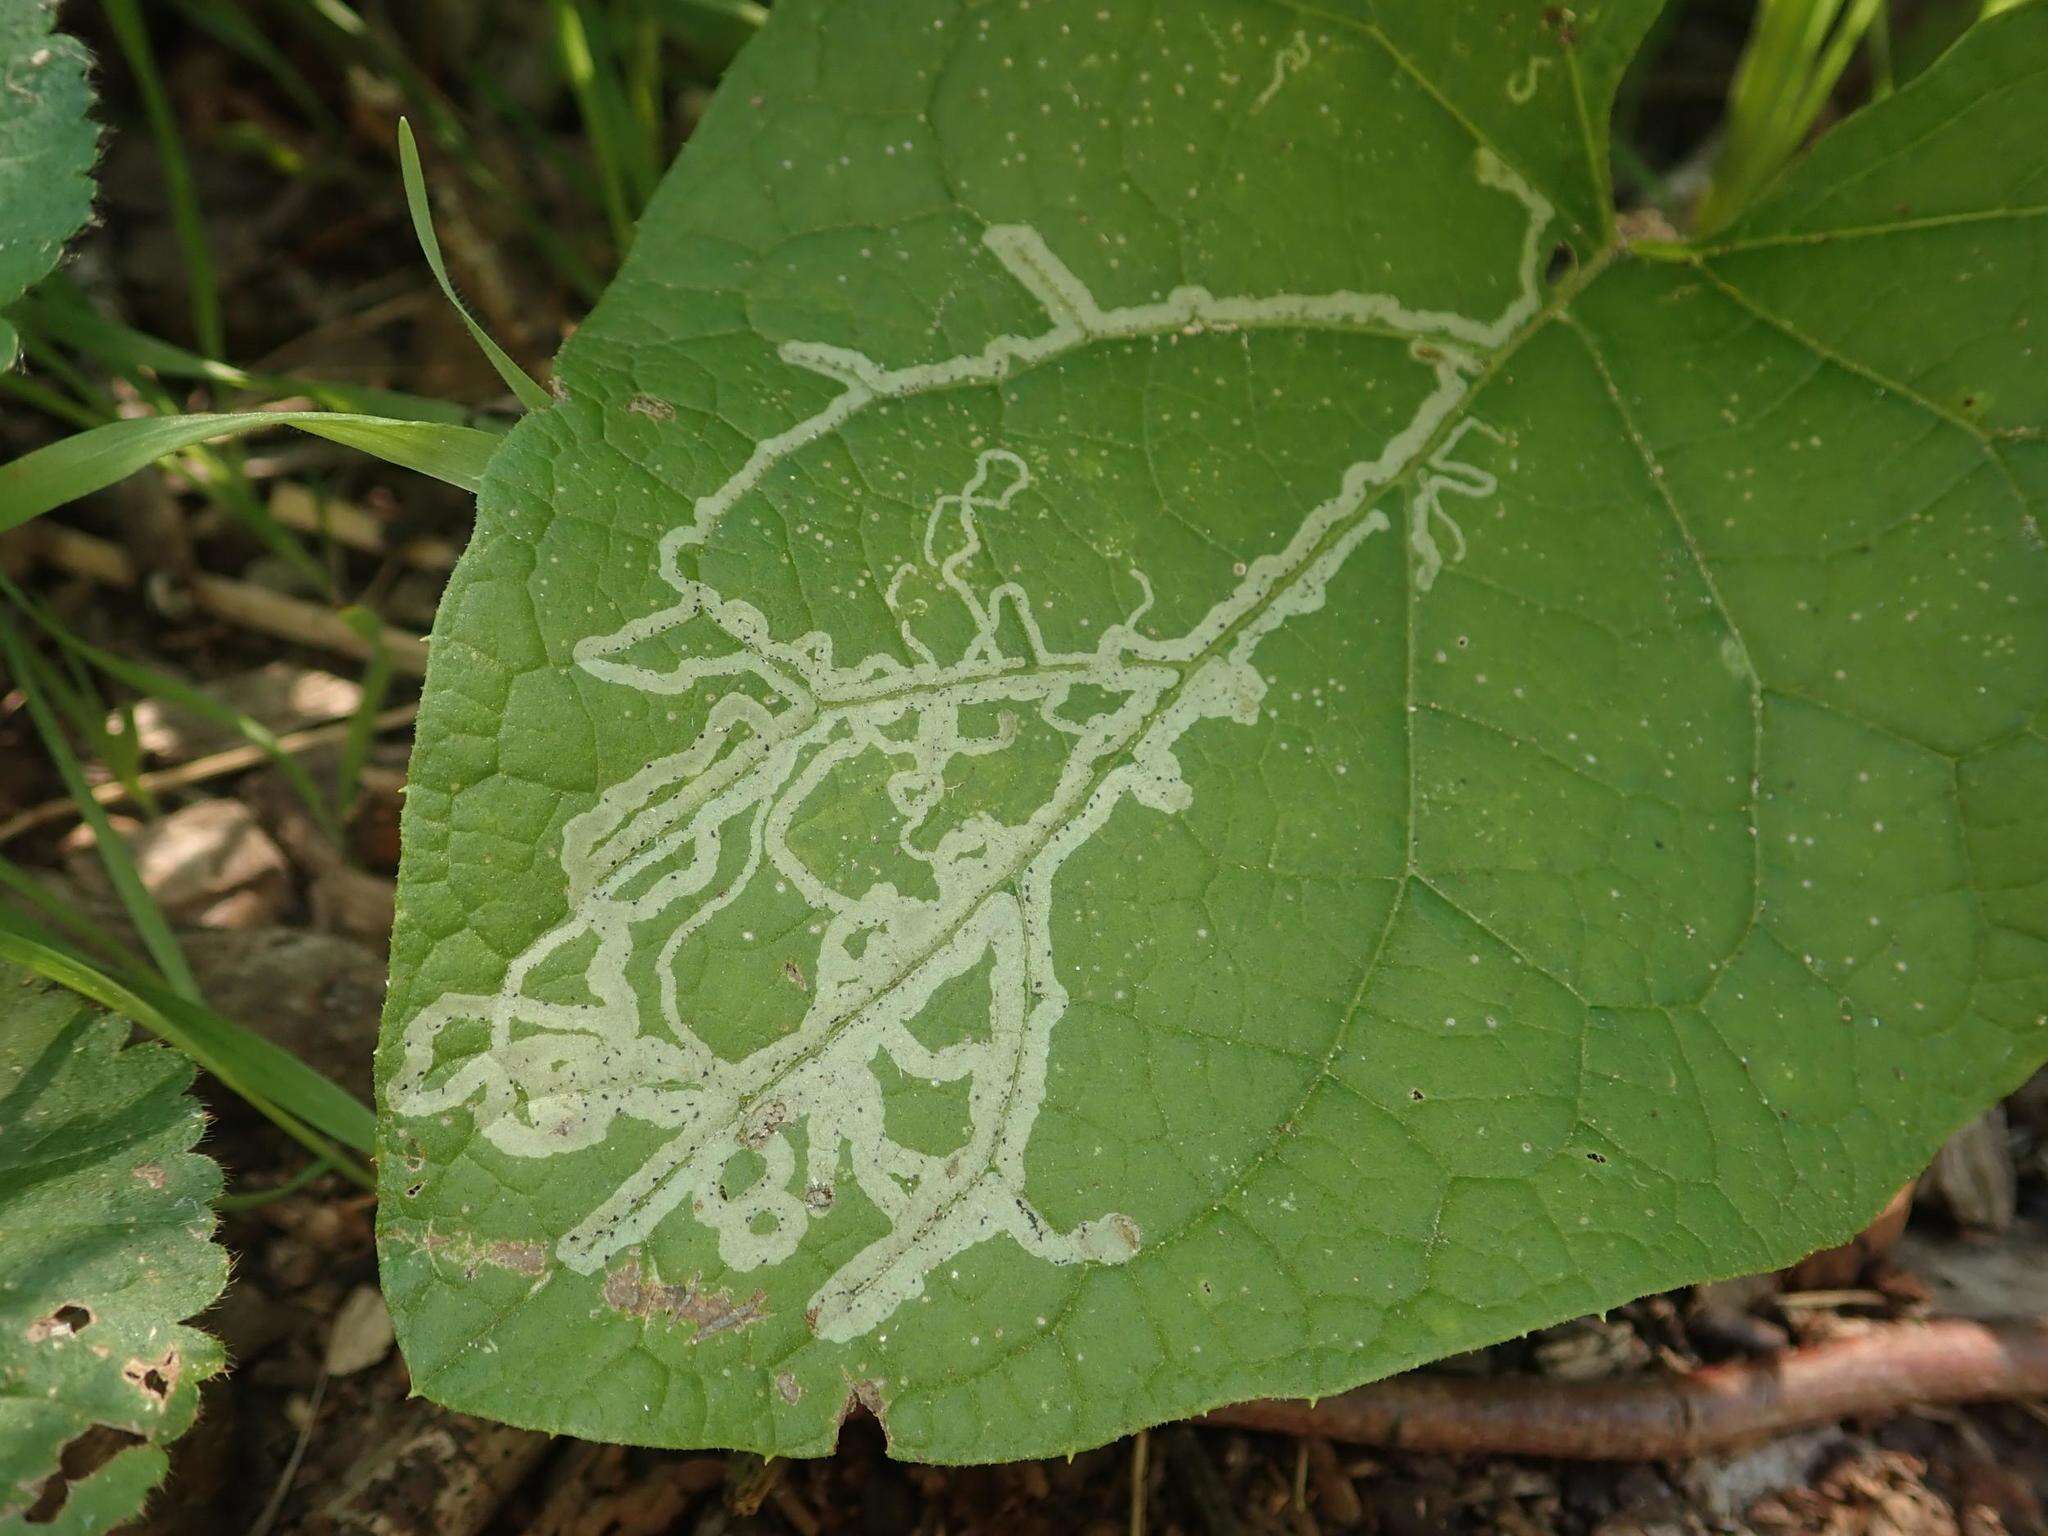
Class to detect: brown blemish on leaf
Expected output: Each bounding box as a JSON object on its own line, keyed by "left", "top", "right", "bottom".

{"left": 399, "top": 1226, "right": 550, "bottom": 1279}
{"left": 123, "top": 1347, "right": 179, "bottom": 1407}
{"left": 132, "top": 1163, "right": 166, "bottom": 1189}
{"left": 27, "top": 1303, "right": 94, "bottom": 1342}
{"left": 627, "top": 393, "right": 676, "bottom": 421}
{"left": 739, "top": 1099, "right": 789, "bottom": 1149}
{"left": 1616, "top": 207, "right": 1680, "bottom": 247}
{"left": 775, "top": 1370, "right": 803, "bottom": 1405}
{"left": 602, "top": 1258, "right": 766, "bottom": 1340}
{"left": 491, "top": 1240, "right": 547, "bottom": 1274}
{"left": 783, "top": 958, "right": 808, "bottom": 991}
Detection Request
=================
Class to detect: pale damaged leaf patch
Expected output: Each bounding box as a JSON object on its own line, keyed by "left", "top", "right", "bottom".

{"left": 389, "top": 149, "right": 1551, "bottom": 1343}
{"left": 380, "top": 0, "right": 2048, "bottom": 1462}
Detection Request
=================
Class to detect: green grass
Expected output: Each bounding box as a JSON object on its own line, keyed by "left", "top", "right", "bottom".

{"left": 1697, "top": 0, "right": 1890, "bottom": 232}
{"left": 99, "top": 0, "right": 224, "bottom": 356}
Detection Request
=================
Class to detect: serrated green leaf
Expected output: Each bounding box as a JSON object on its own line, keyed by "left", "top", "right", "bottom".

{"left": 0, "top": 0, "right": 96, "bottom": 370}
{"left": 377, "top": 0, "right": 2048, "bottom": 1461}
{"left": 0, "top": 965, "right": 228, "bottom": 1533}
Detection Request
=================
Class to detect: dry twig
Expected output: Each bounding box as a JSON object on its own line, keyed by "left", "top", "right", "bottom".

{"left": 1204, "top": 1319, "right": 2048, "bottom": 1461}
{"left": 264, "top": 484, "right": 460, "bottom": 573}
{"left": 24, "top": 523, "right": 429, "bottom": 673}
{"left": 283, "top": 1398, "right": 550, "bottom": 1536}
{"left": 0, "top": 703, "right": 417, "bottom": 844}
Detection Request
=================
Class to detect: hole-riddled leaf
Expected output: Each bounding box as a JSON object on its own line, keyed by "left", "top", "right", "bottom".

{"left": 377, "top": 0, "right": 2048, "bottom": 1461}
{"left": 0, "top": 0, "right": 97, "bottom": 368}
{"left": 0, "top": 967, "right": 228, "bottom": 1529}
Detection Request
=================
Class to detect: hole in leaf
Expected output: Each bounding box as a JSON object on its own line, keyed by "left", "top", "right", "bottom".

{"left": 121, "top": 1348, "right": 179, "bottom": 1405}
{"left": 1545, "top": 241, "right": 1577, "bottom": 283}
{"left": 26, "top": 1303, "right": 94, "bottom": 1342}
{"left": 22, "top": 1424, "right": 145, "bottom": 1524}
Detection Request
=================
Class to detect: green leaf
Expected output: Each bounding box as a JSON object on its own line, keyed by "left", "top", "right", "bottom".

{"left": 0, "top": 964, "right": 228, "bottom": 1533}
{"left": 377, "top": 0, "right": 2048, "bottom": 1461}
{"left": 0, "top": 0, "right": 97, "bottom": 369}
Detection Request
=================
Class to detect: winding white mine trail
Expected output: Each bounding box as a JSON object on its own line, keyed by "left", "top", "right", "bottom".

{"left": 392, "top": 147, "right": 1550, "bottom": 1342}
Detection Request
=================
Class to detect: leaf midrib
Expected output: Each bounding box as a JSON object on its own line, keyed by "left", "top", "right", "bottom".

{"left": 719, "top": 238, "right": 1628, "bottom": 1343}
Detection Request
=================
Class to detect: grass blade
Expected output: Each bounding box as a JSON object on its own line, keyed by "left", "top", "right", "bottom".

{"left": 274, "top": 0, "right": 606, "bottom": 299}
{"left": 397, "top": 120, "right": 555, "bottom": 412}
{"left": 1, "top": 410, "right": 500, "bottom": 531}
{"left": 0, "top": 853, "right": 143, "bottom": 971}
{"left": 0, "top": 617, "right": 200, "bottom": 1001}
{"left": 165, "top": 0, "right": 339, "bottom": 135}
{"left": 0, "top": 911, "right": 376, "bottom": 1178}
{"left": 99, "top": 0, "right": 224, "bottom": 357}
{"left": 13, "top": 279, "right": 491, "bottom": 426}
{"left": 0, "top": 370, "right": 103, "bottom": 432}
{"left": 1697, "top": 0, "right": 1890, "bottom": 233}
{"left": 550, "top": 0, "right": 643, "bottom": 252}
{"left": 0, "top": 570, "right": 345, "bottom": 843}
{"left": 132, "top": 970, "right": 378, "bottom": 1160}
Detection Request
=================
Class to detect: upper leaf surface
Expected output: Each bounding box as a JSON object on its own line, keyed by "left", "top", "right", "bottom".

{"left": 379, "top": 0, "right": 2048, "bottom": 1461}
{"left": 0, "top": 0, "right": 95, "bottom": 366}
{"left": 0, "top": 967, "right": 227, "bottom": 1533}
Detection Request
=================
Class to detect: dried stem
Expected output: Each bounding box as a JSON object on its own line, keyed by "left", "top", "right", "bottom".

{"left": 1204, "top": 1319, "right": 2048, "bottom": 1461}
